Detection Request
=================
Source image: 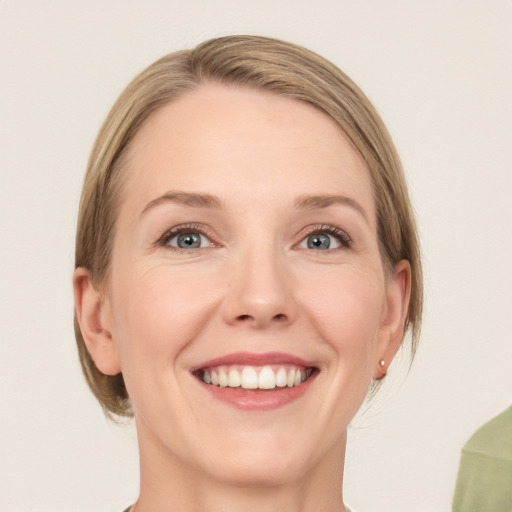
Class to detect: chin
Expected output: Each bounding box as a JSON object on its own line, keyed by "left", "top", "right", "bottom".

{"left": 198, "top": 434, "right": 318, "bottom": 488}
{"left": 211, "top": 458, "right": 306, "bottom": 488}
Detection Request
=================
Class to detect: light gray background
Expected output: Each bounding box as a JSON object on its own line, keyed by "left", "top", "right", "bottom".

{"left": 1, "top": 1, "right": 511, "bottom": 511}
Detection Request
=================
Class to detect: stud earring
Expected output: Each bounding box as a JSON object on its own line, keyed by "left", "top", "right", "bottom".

{"left": 379, "top": 359, "right": 385, "bottom": 368}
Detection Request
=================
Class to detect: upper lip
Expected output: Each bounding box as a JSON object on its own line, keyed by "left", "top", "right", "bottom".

{"left": 190, "top": 351, "right": 316, "bottom": 371}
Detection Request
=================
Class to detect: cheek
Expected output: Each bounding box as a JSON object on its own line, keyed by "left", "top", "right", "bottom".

{"left": 109, "top": 265, "right": 216, "bottom": 364}
{"left": 293, "top": 266, "right": 386, "bottom": 428}
{"left": 107, "top": 266, "right": 223, "bottom": 419}
{"left": 299, "top": 266, "right": 385, "bottom": 357}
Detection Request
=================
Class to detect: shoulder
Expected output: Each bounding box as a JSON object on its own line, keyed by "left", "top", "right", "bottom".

{"left": 462, "top": 405, "right": 512, "bottom": 459}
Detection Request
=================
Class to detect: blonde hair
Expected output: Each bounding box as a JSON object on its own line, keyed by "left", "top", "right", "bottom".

{"left": 75, "top": 35, "right": 423, "bottom": 419}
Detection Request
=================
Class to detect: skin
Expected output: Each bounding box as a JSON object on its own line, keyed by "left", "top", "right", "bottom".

{"left": 74, "top": 84, "right": 411, "bottom": 512}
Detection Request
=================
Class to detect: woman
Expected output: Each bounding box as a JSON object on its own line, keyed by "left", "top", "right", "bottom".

{"left": 73, "top": 35, "right": 422, "bottom": 512}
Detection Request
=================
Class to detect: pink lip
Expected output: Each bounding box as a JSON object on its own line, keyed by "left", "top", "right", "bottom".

{"left": 190, "top": 351, "right": 315, "bottom": 372}
{"left": 190, "top": 352, "right": 318, "bottom": 411}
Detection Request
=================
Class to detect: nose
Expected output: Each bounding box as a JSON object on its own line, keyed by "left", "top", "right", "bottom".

{"left": 221, "top": 248, "right": 298, "bottom": 329}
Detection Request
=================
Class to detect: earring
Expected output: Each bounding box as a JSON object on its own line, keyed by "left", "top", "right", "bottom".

{"left": 378, "top": 359, "right": 387, "bottom": 378}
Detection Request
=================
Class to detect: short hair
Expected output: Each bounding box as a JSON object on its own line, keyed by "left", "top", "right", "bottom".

{"left": 75, "top": 35, "right": 423, "bottom": 419}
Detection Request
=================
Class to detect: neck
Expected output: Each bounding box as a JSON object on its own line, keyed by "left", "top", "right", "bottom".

{"left": 134, "top": 419, "right": 347, "bottom": 512}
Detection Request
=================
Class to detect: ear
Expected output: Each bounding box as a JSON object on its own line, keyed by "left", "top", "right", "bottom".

{"left": 73, "top": 267, "right": 121, "bottom": 376}
{"left": 373, "top": 259, "right": 412, "bottom": 379}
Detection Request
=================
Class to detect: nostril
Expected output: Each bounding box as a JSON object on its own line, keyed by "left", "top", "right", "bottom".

{"left": 235, "top": 313, "right": 287, "bottom": 323}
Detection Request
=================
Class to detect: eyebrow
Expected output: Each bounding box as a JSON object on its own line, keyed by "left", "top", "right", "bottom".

{"left": 140, "top": 191, "right": 223, "bottom": 216}
{"left": 294, "top": 194, "right": 369, "bottom": 223}
{"left": 140, "top": 190, "right": 368, "bottom": 223}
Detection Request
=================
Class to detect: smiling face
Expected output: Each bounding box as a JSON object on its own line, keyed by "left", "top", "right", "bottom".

{"left": 75, "top": 84, "right": 410, "bottom": 489}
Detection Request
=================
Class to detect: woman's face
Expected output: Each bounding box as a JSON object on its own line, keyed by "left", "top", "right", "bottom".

{"left": 93, "top": 84, "right": 408, "bottom": 485}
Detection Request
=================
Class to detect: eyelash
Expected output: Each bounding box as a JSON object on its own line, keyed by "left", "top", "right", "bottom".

{"left": 298, "top": 224, "right": 353, "bottom": 249}
{"left": 156, "top": 223, "right": 216, "bottom": 250}
{"left": 155, "top": 223, "right": 352, "bottom": 251}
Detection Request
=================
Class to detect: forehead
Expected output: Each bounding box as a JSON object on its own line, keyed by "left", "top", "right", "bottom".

{"left": 120, "top": 83, "right": 375, "bottom": 221}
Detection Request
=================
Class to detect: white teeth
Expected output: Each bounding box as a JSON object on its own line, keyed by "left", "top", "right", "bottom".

{"left": 218, "top": 369, "right": 228, "bottom": 387}
{"left": 258, "top": 366, "right": 276, "bottom": 389}
{"left": 200, "top": 365, "right": 314, "bottom": 390}
{"left": 275, "top": 367, "right": 287, "bottom": 387}
{"left": 228, "top": 368, "right": 241, "bottom": 387}
{"left": 287, "top": 369, "right": 295, "bottom": 387}
{"left": 240, "top": 367, "right": 259, "bottom": 389}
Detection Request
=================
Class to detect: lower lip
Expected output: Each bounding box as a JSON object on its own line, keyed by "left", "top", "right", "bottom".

{"left": 196, "top": 375, "right": 316, "bottom": 411}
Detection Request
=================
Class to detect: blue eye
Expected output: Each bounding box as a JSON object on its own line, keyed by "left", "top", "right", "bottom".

{"left": 301, "top": 233, "right": 342, "bottom": 251}
{"left": 163, "top": 230, "right": 212, "bottom": 250}
{"left": 298, "top": 226, "right": 352, "bottom": 251}
{"left": 306, "top": 233, "right": 336, "bottom": 250}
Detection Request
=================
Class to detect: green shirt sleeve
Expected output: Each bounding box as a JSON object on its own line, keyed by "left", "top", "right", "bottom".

{"left": 452, "top": 406, "right": 512, "bottom": 512}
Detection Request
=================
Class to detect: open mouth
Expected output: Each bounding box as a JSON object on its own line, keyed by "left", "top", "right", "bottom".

{"left": 194, "top": 364, "right": 318, "bottom": 391}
